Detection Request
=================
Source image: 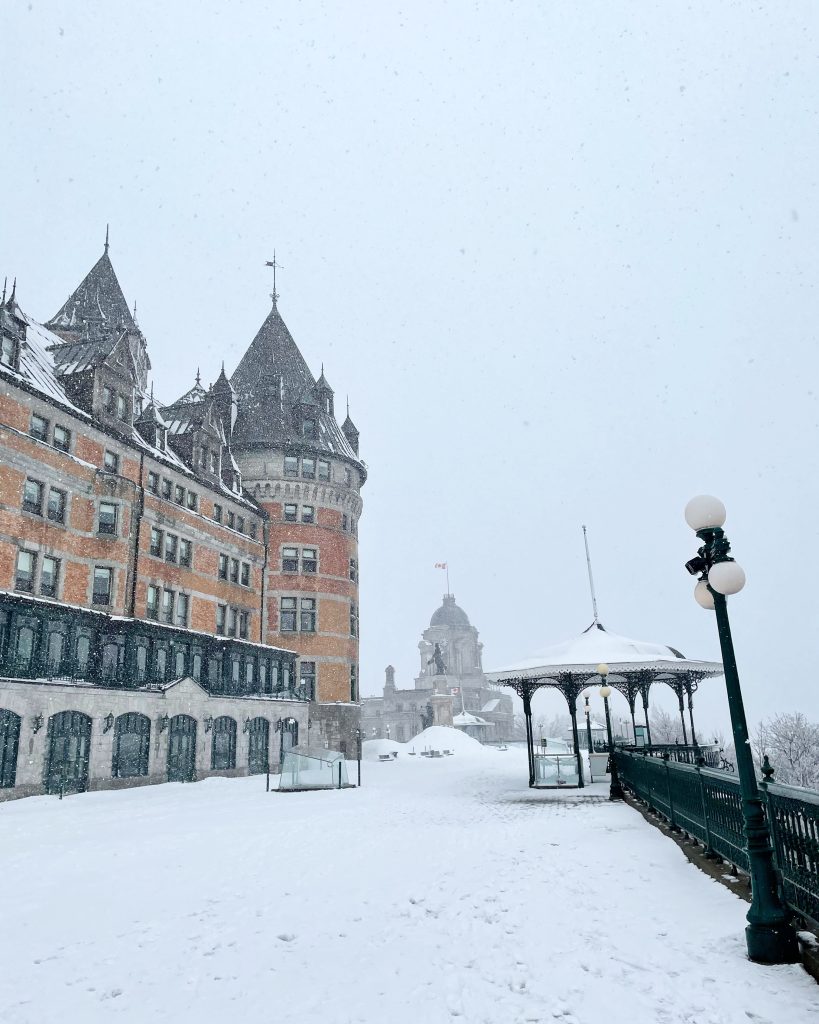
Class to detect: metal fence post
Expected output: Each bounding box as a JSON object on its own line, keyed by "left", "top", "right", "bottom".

{"left": 664, "top": 752, "right": 680, "bottom": 832}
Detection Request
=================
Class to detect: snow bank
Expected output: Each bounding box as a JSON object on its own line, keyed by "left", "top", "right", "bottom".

{"left": 407, "top": 725, "right": 489, "bottom": 756}
{"left": 362, "top": 738, "right": 404, "bottom": 760}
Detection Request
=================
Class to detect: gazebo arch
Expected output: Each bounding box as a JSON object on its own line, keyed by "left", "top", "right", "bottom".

{"left": 487, "top": 622, "right": 723, "bottom": 788}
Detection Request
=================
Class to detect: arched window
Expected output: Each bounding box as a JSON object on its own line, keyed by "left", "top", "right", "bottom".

{"left": 154, "top": 646, "right": 167, "bottom": 682}
{"left": 45, "top": 711, "right": 92, "bottom": 795}
{"left": 174, "top": 647, "right": 186, "bottom": 678}
{"left": 211, "top": 716, "right": 237, "bottom": 770}
{"left": 0, "top": 709, "right": 21, "bottom": 788}
{"left": 112, "top": 713, "right": 150, "bottom": 778}
{"left": 15, "top": 625, "right": 37, "bottom": 672}
{"left": 46, "top": 632, "right": 64, "bottom": 675}
{"left": 247, "top": 718, "right": 269, "bottom": 775}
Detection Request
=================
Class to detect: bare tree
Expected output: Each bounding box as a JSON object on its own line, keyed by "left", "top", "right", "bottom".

{"left": 649, "top": 707, "right": 680, "bottom": 744}
{"left": 754, "top": 712, "right": 819, "bottom": 789}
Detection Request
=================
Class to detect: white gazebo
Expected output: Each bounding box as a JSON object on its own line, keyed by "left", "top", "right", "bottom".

{"left": 487, "top": 621, "right": 723, "bottom": 788}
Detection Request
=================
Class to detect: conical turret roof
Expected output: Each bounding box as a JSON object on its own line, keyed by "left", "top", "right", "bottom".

{"left": 47, "top": 249, "right": 135, "bottom": 337}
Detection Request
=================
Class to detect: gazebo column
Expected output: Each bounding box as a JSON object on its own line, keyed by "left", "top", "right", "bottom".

{"left": 521, "top": 683, "right": 535, "bottom": 787}
{"left": 685, "top": 676, "right": 699, "bottom": 747}
{"left": 639, "top": 677, "right": 652, "bottom": 746}
{"left": 561, "top": 680, "right": 584, "bottom": 789}
{"left": 669, "top": 680, "right": 689, "bottom": 744}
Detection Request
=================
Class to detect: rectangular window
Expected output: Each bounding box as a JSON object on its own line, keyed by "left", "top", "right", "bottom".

{"left": 209, "top": 450, "right": 219, "bottom": 473}
{"left": 218, "top": 553, "right": 228, "bottom": 580}
{"left": 22, "top": 478, "right": 43, "bottom": 515}
{"left": 52, "top": 425, "right": 71, "bottom": 451}
{"left": 302, "top": 457, "right": 316, "bottom": 480}
{"left": 300, "top": 597, "right": 317, "bottom": 633}
{"left": 350, "top": 663, "right": 358, "bottom": 703}
{"left": 213, "top": 503, "right": 222, "bottom": 523}
{"left": 164, "top": 533, "right": 178, "bottom": 563}
{"left": 302, "top": 505, "right": 315, "bottom": 524}
{"left": 187, "top": 491, "right": 198, "bottom": 511}
{"left": 103, "top": 450, "right": 119, "bottom": 473}
{"left": 40, "top": 556, "right": 60, "bottom": 598}
{"left": 1, "top": 335, "right": 16, "bottom": 369}
{"left": 216, "top": 604, "right": 227, "bottom": 635}
{"left": 249, "top": 522, "right": 257, "bottom": 540}
{"left": 284, "top": 456, "right": 299, "bottom": 477}
{"left": 176, "top": 593, "right": 189, "bottom": 628}
{"left": 280, "top": 597, "right": 297, "bottom": 632}
{"left": 229, "top": 558, "right": 239, "bottom": 583}
{"left": 102, "top": 385, "right": 114, "bottom": 413}
{"left": 282, "top": 547, "right": 299, "bottom": 573}
{"left": 350, "top": 601, "right": 359, "bottom": 637}
{"left": 15, "top": 550, "right": 36, "bottom": 592}
{"left": 47, "top": 487, "right": 66, "bottom": 524}
{"left": 150, "top": 527, "right": 163, "bottom": 557}
{"left": 116, "top": 393, "right": 128, "bottom": 420}
{"left": 342, "top": 513, "right": 349, "bottom": 532}
{"left": 98, "top": 501, "right": 118, "bottom": 535}
{"left": 147, "top": 584, "right": 160, "bottom": 620}
{"left": 92, "top": 566, "right": 113, "bottom": 606}
{"left": 239, "top": 610, "right": 249, "bottom": 640}
{"left": 301, "top": 661, "right": 317, "bottom": 699}
{"left": 161, "top": 478, "right": 172, "bottom": 499}
{"left": 228, "top": 607, "right": 238, "bottom": 637}
{"left": 227, "top": 510, "right": 235, "bottom": 529}
{"left": 174, "top": 484, "right": 185, "bottom": 505}
{"left": 179, "top": 539, "right": 192, "bottom": 567}
{"left": 161, "top": 589, "right": 175, "bottom": 625}
{"left": 240, "top": 562, "right": 250, "bottom": 587}
{"left": 284, "top": 503, "right": 297, "bottom": 522}
{"left": 350, "top": 557, "right": 358, "bottom": 582}
{"left": 30, "top": 414, "right": 49, "bottom": 441}
{"left": 345, "top": 468, "right": 352, "bottom": 486}
{"left": 147, "top": 471, "right": 159, "bottom": 494}
{"left": 318, "top": 460, "right": 330, "bottom": 481}
{"left": 302, "top": 547, "right": 317, "bottom": 574}
{"left": 302, "top": 418, "right": 316, "bottom": 439}
{"left": 236, "top": 515, "right": 245, "bottom": 534}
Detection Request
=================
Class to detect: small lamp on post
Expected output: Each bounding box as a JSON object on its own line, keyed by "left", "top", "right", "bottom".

{"left": 597, "top": 663, "right": 624, "bottom": 801}
{"left": 684, "top": 495, "right": 796, "bottom": 964}
{"left": 584, "top": 693, "right": 594, "bottom": 783}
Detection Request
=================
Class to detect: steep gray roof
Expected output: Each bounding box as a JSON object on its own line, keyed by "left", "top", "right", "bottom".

{"left": 230, "top": 300, "right": 360, "bottom": 461}
{"left": 47, "top": 250, "right": 135, "bottom": 338}
{"left": 430, "top": 595, "right": 472, "bottom": 629}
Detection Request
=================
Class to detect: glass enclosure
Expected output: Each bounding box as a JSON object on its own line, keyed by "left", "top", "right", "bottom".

{"left": 279, "top": 745, "right": 349, "bottom": 791}
{"left": 533, "top": 753, "right": 580, "bottom": 788}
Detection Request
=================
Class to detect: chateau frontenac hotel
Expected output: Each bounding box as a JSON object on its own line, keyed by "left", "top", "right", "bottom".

{"left": 0, "top": 240, "right": 364, "bottom": 799}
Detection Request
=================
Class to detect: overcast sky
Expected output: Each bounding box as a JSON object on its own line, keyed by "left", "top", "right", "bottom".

{"left": 2, "top": 1, "right": 818, "bottom": 735}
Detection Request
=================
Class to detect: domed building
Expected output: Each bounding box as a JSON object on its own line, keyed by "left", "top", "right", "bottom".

{"left": 360, "top": 594, "right": 514, "bottom": 743}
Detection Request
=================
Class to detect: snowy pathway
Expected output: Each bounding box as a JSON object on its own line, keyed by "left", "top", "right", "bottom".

{"left": 0, "top": 743, "right": 816, "bottom": 1024}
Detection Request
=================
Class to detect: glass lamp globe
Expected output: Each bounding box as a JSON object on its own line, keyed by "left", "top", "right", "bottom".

{"left": 684, "top": 495, "right": 727, "bottom": 532}
{"left": 597, "top": 662, "right": 609, "bottom": 677}
{"left": 599, "top": 684, "right": 612, "bottom": 699}
{"left": 694, "top": 579, "right": 715, "bottom": 610}
{"left": 708, "top": 560, "right": 746, "bottom": 595}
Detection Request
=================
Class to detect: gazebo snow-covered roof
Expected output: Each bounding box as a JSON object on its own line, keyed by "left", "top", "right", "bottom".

{"left": 487, "top": 621, "right": 723, "bottom": 787}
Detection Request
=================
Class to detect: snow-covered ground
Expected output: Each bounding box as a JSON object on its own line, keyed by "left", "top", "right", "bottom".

{"left": 1, "top": 730, "right": 816, "bottom": 1024}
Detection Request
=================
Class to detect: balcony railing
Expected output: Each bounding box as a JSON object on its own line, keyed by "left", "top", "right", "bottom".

{"left": 615, "top": 749, "right": 819, "bottom": 929}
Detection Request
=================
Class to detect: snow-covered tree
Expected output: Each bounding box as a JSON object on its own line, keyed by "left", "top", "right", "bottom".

{"left": 649, "top": 707, "right": 680, "bottom": 743}
{"left": 754, "top": 712, "right": 819, "bottom": 789}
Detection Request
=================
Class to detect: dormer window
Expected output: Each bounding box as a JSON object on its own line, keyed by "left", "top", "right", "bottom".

{"left": 1, "top": 334, "right": 17, "bottom": 370}
{"left": 116, "top": 394, "right": 128, "bottom": 421}
{"left": 155, "top": 427, "right": 166, "bottom": 451}
{"left": 102, "top": 385, "right": 115, "bottom": 414}
{"left": 303, "top": 417, "right": 316, "bottom": 440}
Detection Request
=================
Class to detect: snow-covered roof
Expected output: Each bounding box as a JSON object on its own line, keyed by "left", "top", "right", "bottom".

{"left": 487, "top": 622, "right": 722, "bottom": 682}
{"left": 453, "top": 712, "right": 490, "bottom": 727}
{"left": 481, "top": 698, "right": 501, "bottom": 714}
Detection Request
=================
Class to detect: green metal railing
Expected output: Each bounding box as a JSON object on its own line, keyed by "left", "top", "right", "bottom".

{"left": 615, "top": 750, "right": 819, "bottom": 928}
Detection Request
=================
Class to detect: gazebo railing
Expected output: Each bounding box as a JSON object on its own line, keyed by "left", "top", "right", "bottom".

{"left": 615, "top": 749, "right": 819, "bottom": 928}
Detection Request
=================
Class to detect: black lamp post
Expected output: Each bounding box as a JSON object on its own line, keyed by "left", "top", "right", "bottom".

{"left": 584, "top": 693, "right": 594, "bottom": 783}
{"left": 597, "top": 663, "right": 623, "bottom": 801}
{"left": 684, "top": 495, "right": 797, "bottom": 964}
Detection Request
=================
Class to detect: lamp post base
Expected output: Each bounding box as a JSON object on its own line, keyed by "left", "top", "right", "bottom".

{"left": 745, "top": 922, "right": 799, "bottom": 965}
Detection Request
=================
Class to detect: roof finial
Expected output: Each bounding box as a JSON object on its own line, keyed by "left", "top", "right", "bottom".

{"left": 265, "top": 250, "right": 283, "bottom": 306}
{"left": 104, "top": 224, "right": 110, "bottom": 255}
{"left": 582, "top": 524, "right": 600, "bottom": 626}
{"left": 10, "top": 278, "right": 16, "bottom": 303}
{"left": 196, "top": 367, "right": 201, "bottom": 386}
{"left": 2, "top": 278, "right": 6, "bottom": 305}
{"left": 150, "top": 382, "right": 155, "bottom": 403}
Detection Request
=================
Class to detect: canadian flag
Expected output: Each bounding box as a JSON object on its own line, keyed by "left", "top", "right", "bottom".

{"left": 434, "top": 562, "right": 448, "bottom": 569}
{"left": 450, "top": 687, "right": 459, "bottom": 695}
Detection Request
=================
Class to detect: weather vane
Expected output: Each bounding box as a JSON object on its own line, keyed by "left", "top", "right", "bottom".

{"left": 265, "top": 250, "right": 283, "bottom": 305}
